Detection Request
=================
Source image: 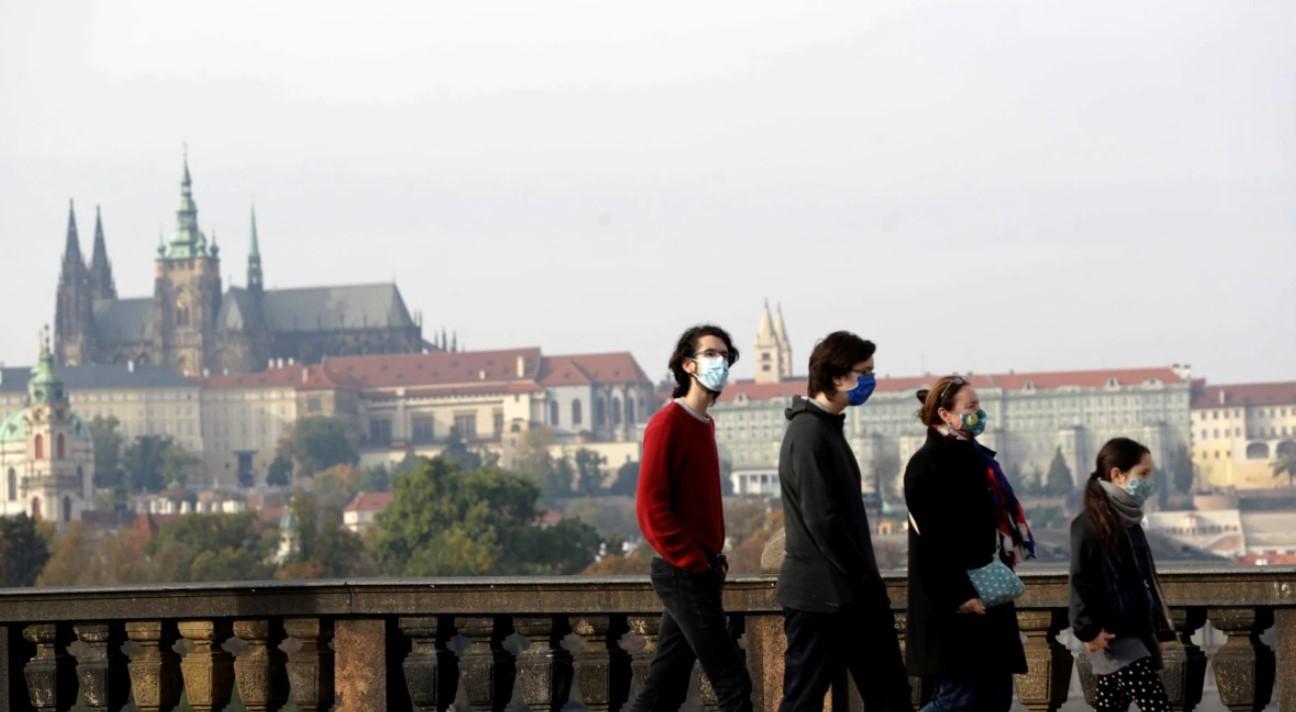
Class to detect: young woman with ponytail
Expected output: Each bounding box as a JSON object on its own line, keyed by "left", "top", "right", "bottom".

{"left": 1069, "top": 437, "right": 1174, "bottom": 712}
{"left": 904, "top": 376, "right": 1034, "bottom": 712}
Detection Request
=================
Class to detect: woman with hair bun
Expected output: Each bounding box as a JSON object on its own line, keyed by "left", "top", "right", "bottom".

{"left": 904, "top": 375, "right": 1033, "bottom": 712}
{"left": 1069, "top": 437, "right": 1174, "bottom": 712}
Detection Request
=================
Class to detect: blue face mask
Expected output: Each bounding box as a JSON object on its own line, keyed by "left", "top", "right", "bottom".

{"left": 692, "top": 355, "right": 730, "bottom": 392}
{"left": 960, "top": 409, "right": 988, "bottom": 436}
{"left": 1124, "top": 478, "right": 1156, "bottom": 504}
{"left": 846, "top": 374, "right": 876, "bottom": 406}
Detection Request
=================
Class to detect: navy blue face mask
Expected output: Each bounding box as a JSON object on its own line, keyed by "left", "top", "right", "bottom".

{"left": 846, "top": 374, "right": 876, "bottom": 406}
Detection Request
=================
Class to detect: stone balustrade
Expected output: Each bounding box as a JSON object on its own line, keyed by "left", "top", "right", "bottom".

{"left": 0, "top": 567, "right": 1293, "bottom": 710}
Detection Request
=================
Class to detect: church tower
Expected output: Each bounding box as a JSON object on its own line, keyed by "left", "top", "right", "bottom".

{"left": 773, "top": 302, "right": 793, "bottom": 379}
{"left": 753, "top": 300, "right": 793, "bottom": 384}
{"left": 151, "top": 147, "right": 222, "bottom": 376}
{"left": 87, "top": 205, "right": 118, "bottom": 300}
{"left": 53, "top": 201, "right": 95, "bottom": 365}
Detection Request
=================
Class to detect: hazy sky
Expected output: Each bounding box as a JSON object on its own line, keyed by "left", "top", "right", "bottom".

{"left": 2, "top": 0, "right": 1293, "bottom": 385}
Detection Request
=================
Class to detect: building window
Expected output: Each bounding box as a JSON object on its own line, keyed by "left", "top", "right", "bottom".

{"left": 369, "top": 418, "right": 392, "bottom": 446}
{"left": 6, "top": 468, "right": 15, "bottom": 501}
{"left": 34, "top": 434, "right": 44, "bottom": 459}
{"left": 594, "top": 398, "right": 606, "bottom": 427}
{"left": 62, "top": 496, "right": 72, "bottom": 523}
{"left": 56, "top": 433, "right": 65, "bottom": 459}
{"left": 307, "top": 397, "right": 322, "bottom": 413}
{"left": 572, "top": 400, "right": 583, "bottom": 426}
{"left": 626, "top": 397, "right": 636, "bottom": 428}
{"left": 454, "top": 414, "right": 477, "bottom": 440}
{"left": 412, "top": 416, "right": 435, "bottom": 444}
{"left": 1247, "top": 442, "right": 1270, "bottom": 460}
{"left": 77, "top": 466, "right": 84, "bottom": 492}
{"left": 176, "top": 305, "right": 189, "bottom": 327}
{"left": 611, "top": 398, "right": 622, "bottom": 426}
{"left": 493, "top": 411, "right": 504, "bottom": 437}
{"left": 549, "top": 401, "right": 560, "bottom": 426}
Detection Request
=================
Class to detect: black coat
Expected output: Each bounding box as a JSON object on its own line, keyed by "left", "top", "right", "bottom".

{"left": 903, "top": 428, "right": 1027, "bottom": 676}
{"left": 1069, "top": 510, "right": 1175, "bottom": 655}
{"left": 776, "top": 397, "right": 887, "bottom": 612}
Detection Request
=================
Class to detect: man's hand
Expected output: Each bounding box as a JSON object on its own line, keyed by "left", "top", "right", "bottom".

{"left": 717, "top": 554, "right": 729, "bottom": 574}
{"left": 1085, "top": 630, "right": 1117, "bottom": 653}
{"left": 958, "top": 598, "right": 987, "bottom": 615}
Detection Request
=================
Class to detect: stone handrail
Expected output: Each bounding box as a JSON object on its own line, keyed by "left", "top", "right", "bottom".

{"left": 0, "top": 566, "right": 1292, "bottom": 710}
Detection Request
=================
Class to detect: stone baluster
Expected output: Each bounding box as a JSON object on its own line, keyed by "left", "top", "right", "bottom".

{"left": 1014, "top": 609, "right": 1072, "bottom": 712}
{"left": 399, "top": 616, "right": 457, "bottom": 711}
{"left": 569, "top": 615, "right": 629, "bottom": 712}
{"left": 72, "top": 623, "right": 126, "bottom": 712}
{"left": 455, "top": 616, "right": 515, "bottom": 711}
{"left": 513, "top": 615, "right": 572, "bottom": 711}
{"left": 22, "top": 624, "right": 72, "bottom": 712}
{"left": 178, "top": 620, "right": 234, "bottom": 712}
{"left": 1161, "top": 607, "right": 1208, "bottom": 712}
{"left": 696, "top": 614, "right": 745, "bottom": 712}
{"left": 232, "top": 620, "right": 287, "bottom": 712}
{"left": 1275, "top": 609, "right": 1296, "bottom": 712}
{"left": 1208, "top": 607, "right": 1275, "bottom": 712}
{"left": 125, "top": 621, "right": 181, "bottom": 712}
{"left": 282, "top": 618, "right": 334, "bottom": 712}
{"left": 894, "top": 612, "right": 928, "bottom": 709}
{"left": 624, "top": 615, "right": 661, "bottom": 702}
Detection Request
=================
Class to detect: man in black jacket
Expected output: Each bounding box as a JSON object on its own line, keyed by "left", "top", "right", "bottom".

{"left": 776, "top": 332, "right": 912, "bottom": 712}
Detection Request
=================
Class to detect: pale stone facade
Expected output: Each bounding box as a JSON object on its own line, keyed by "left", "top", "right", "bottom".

{"left": 1191, "top": 382, "right": 1296, "bottom": 490}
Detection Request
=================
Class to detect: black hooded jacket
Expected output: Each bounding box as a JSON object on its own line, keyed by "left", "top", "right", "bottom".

{"left": 776, "top": 396, "right": 886, "bottom": 612}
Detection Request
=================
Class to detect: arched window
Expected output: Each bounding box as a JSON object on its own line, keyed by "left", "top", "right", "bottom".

{"left": 1277, "top": 440, "right": 1296, "bottom": 457}
{"left": 56, "top": 433, "right": 65, "bottom": 459}
{"left": 625, "top": 397, "right": 636, "bottom": 427}
{"left": 7, "top": 468, "right": 15, "bottom": 501}
{"left": 30, "top": 496, "right": 41, "bottom": 521}
{"left": 611, "top": 398, "right": 622, "bottom": 426}
{"left": 77, "top": 466, "right": 84, "bottom": 492}
{"left": 1246, "top": 442, "right": 1270, "bottom": 460}
{"left": 62, "top": 496, "right": 72, "bottom": 523}
{"left": 594, "top": 398, "right": 606, "bottom": 427}
{"left": 34, "top": 434, "right": 44, "bottom": 459}
{"left": 572, "top": 400, "right": 583, "bottom": 426}
{"left": 176, "top": 303, "right": 190, "bottom": 327}
{"left": 549, "top": 401, "right": 560, "bottom": 426}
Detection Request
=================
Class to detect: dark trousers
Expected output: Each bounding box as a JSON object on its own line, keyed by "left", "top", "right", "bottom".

{"left": 628, "top": 557, "right": 753, "bottom": 712}
{"left": 778, "top": 603, "right": 913, "bottom": 712}
{"left": 919, "top": 671, "right": 1014, "bottom": 712}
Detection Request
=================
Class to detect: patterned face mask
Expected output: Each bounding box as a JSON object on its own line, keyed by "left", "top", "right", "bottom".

{"left": 1124, "top": 477, "right": 1156, "bottom": 504}
{"left": 959, "top": 408, "right": 988, "bottom": 436}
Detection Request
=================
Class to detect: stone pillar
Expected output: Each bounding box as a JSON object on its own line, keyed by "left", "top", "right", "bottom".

{"left": 514, "top": 615, "right": 573, "bottom": 711}
{"left": 283, "top": 617, "right": 334, "bottom": 712}
{"left": 1209, "top": 607, "right": 1276, "bottom": 712}
{"left": 72, "top": 623, "right": 125, "bottom": 712}
{"left": 22, "top": 624, "right": 71, "bottom": 712}
{"left": 624, "top": 615, "right": 660, "bottom": 702}
{"left": 895, "top": 612, "right": 927, "bottom": 710}
{"left": 335, "top": 619, "right": 388, "bottom": 712}
{"left": 1014, "top": 609, "right": 1072, "bottom": 712}
{"left": 455, "top": 616, "right": 515, "bottom": 711}
{"left": 399, "top": 616, "right": 457, "bottom": 711}
{"left": 1162, "top": 608, "right": 1208, "bottom": 712}
{"left": 178, "top": 620, "right": 234, "bottom": 712}
{"left": 125, "top": 621, "right": 181, "bottom": 712}
{"left": 569, "top": 615, "right": 628, "bottom": 712}
{"left": 1275, "top": 608, "right": 1296, "bottom": 712}
{"left": 232, "top": 619, "right": 287, "bottom": 712}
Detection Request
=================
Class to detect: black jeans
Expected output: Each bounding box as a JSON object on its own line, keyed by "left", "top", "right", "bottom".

{"left": 628, "top": 557, "right": 753, "bottom": 712}
{"left": 779, "top": 602, "right": 913, "bottom": 712}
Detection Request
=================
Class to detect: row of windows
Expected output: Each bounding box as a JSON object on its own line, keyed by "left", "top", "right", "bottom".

{"left": 1198, "top": 407, "right": 1294, "bottom": 420}
{"left": 6, "top": 466, "right": 85, "bottom": 502}
{"left": 366, "top": 412, "right": 502, "bottom": 446}
{"left": 547, "top": 397, "right": 642, "bottom": 430}
{"left": 1200, "top": 427, "right": 1294, "bottom": 440}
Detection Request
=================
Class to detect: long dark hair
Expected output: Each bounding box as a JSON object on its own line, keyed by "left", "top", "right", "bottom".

{"left": 668, "top": 325, "right": 739, "bottom": 399}
{"left": 1084, "top": 437, "right": 1151, "bottom": 554}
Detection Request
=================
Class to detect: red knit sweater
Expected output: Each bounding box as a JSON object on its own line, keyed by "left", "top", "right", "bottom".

{"left": 636, "top": 401, "right": 725, "bottom": 573}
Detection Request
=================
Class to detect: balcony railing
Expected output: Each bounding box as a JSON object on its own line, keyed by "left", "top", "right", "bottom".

{"left": 0, "top": 567, "right": 1293, "bottom": 711}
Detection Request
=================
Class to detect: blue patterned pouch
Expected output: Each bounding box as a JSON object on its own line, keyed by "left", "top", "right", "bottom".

{"left": 966, "top": 558, "right": 1025, "bottom": 608}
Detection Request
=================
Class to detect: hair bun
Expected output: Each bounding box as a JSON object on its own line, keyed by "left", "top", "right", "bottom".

{"left": 915, "top": 388, "right": 930, "bottom": 403}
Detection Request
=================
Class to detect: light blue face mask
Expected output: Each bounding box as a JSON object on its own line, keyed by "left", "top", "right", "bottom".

{"left": 693, "top": 355, "right": 730, "bottom": 392}
{"left": 1124, "top": 478, "right": 1156, "bottom": 504}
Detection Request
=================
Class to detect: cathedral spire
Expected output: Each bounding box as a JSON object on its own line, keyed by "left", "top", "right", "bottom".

{"left": 756, "top": 298, "right": 775, "bottom": 345}
{"left": 248, "top": 205, "right": 264, "bottom": 294}
{"left": 165, "top": 143, "right": 208, "bottom": 260}
{"left": 88, "top": 205, "right": 118, "bottom": 300}
{"left": 63, "top": 199, "right": 83, "bottom": 265}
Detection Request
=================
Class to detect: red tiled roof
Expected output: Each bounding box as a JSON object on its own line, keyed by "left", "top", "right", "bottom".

{"left": 345, "top": 491, "right": 394, "bottom": 513}
{"left": 539, "top": 352, "right": 650, "bottom": 386}
{"left": 1194, "top": 382, "right": 1296, "bottom": 409}
{"left": 324, "top": 348, "right": 543, "bottom": 388}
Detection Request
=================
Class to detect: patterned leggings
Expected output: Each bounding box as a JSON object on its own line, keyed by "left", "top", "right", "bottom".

{"left": 1094, "top": 656, "right": 1171, "bottom": 712}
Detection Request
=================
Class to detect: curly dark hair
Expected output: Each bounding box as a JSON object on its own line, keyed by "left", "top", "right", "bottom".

{"left": 668, "top": 325, "right": 739, "bottom": 399}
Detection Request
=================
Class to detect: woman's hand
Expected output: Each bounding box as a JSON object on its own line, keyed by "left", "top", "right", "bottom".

{"left": 1085, "top": 630, "right": 1116, "bottom": 653}
{"left": 958, "top": 598, "right": 987, "bottom": 615}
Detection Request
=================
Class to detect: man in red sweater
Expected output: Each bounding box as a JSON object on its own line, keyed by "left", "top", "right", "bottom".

{"left": 630, "top": 324, "right": 753, "bottom": 712}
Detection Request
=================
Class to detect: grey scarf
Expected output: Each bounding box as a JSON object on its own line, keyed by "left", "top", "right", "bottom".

{"left": 1099, "top": 480, "right": 1144, "bottom": 527}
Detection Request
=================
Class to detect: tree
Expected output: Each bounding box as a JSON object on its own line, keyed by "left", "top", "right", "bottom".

{"left": 871, "top": 452, "right": 901, "bottom": 503}
{"left": 146, "top": 513, "right": 275, "bottom": 582}
{"left": 1168, "top": 444, "right": 1195, "bottom": 494}
{"left": 438, "top": 426, "right": 482, "bottom": 470}
{"left": 373, "top": 457, "right": 601, "bottom": 576}
{"left": 573, "top": 449, "right": 608, "bottom": 496}
{"left": 1044, "top": 448, "right": 1075, "bottom": 497}
{"left": 278, "top": 491, "right": 374, "bottom": 579}
{"left": 121, "top": 436, "right": 199, "bottom": 493}
{"left": 1273, "top": 450, "right": 1296, "bottom": 487}
{"left": 89, "top": 415, "right": 124, "bottom": 489}
{"left": 0, "top": 515, "right": 51, "bottom": 587}
{"left": 278, "top": 416, "right": 359, "bottom": 477}
{"left": 608, "top": 460, "right": 639, "bottom": 497}
{"left": 266, "top": 455, "right": 293, "bottom": 487}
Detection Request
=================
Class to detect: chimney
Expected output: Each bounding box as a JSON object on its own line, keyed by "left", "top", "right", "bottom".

{"left": 1220, "top": 389, "right": 1226, "bottom": 406}
{"left": 479, "top": 369, "right": 486, "bottom": 381}
{"left": 268, "top": 359, "right": 274, "bottom": 369}
{"left": 127, "top": 359, "right": 136, "bottom": 373}
{"left": 516, "top": 355, "right": 525, "bottom": 379}
{"left": 302, "top": 368, "right": 309, "bottom": 384}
